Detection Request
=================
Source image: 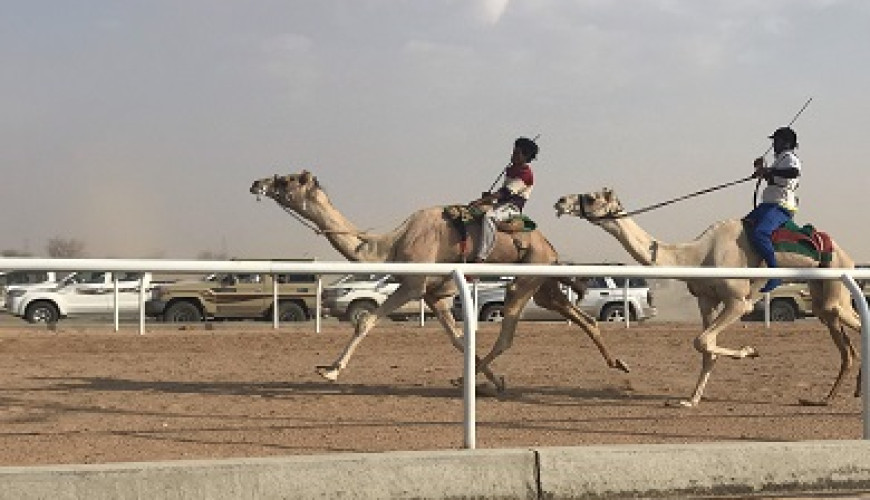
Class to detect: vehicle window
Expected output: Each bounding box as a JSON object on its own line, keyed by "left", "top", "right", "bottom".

{"left": 277, "top": 273, "right": 317, "bottom": 283}
{"left": 587, "top": 277, "right": 608, "bottom": 288}
{"left": 235, "top": 274, "right": 260, "bottom": 284}
{"left": 115, "top": 272, "right": 143, "bottom": 282}
{"left": 77, "top": 272, "right": 107, "bottom": 284}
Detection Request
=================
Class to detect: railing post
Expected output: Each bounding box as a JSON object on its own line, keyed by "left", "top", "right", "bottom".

{"left": 316, "top": 277, "right": 322, "bottom": 334}
{"left": 452, "top": 269, "right": 476, "bottom": 450}
{"left": 272, "top": 275, "right": 279, "bottom": 329}
{"left": 841, "top": 274, "right": 870, "bottom": 439}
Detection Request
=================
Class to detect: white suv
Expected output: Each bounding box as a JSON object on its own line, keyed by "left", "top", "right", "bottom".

{"left": 321, "top": 274, "right": 428, "bottom": 323}
{"left": 453, "top": 276, "right": 657, "bottom": 323}
{"left": 321, "top": 274, "right": 511, "bottom": 323}
{"left": 9, "top": 271, "right": 152, "bottom": 323}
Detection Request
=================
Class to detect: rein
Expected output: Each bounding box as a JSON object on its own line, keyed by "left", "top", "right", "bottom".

{"left": 279, "top": 205, "right": 366, "bottom": 237}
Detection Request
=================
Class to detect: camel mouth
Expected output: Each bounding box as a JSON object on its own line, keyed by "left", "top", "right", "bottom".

{"left": 249, "top": 180, "right": 269, "bottom": 200}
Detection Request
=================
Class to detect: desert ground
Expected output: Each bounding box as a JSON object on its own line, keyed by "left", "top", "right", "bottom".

{"left": 0, "top": 298, "right": 865, "bottom": 467}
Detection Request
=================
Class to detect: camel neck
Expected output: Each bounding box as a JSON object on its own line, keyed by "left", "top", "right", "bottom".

{"left": 602, "top": 217, "right": 702, "bottom": 267}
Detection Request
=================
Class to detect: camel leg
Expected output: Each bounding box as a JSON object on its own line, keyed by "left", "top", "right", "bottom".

{"left": 676, "top": 297, "right": 758, "bottom": 407}
{"left": 423, "top": 294, "right": 505, "bottom": 391}
{"left": 315, "top": 279, "right": 425, "bottom": 382}
{"left": 477, "top": 276, "right": 542, "bottom": 379}
{"left": 799, "top": 307, "right": 860, "bottom": 406}
{"left": 532, "top": 279, "right": 630, "bottom": 373}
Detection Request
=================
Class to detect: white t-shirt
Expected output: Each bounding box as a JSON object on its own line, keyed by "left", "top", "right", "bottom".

{"left": 761, "top": 150, "right": 801, "bottom": 212}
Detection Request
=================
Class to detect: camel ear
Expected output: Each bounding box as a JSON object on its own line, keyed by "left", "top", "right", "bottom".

{"left": 300, "top": 170, "right": 312, "bottom": 185}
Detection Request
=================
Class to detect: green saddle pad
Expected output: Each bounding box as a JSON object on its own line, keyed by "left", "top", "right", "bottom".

{"left": 442, "top": 205, "right": 537, "bottom": 232}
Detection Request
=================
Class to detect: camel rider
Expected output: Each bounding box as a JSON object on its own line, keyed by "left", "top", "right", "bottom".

{"left": 745, "top": 126, "right": 802, "bottom": 293}
{"left": 472, "top": 137, "right": 538, "bottom": 263}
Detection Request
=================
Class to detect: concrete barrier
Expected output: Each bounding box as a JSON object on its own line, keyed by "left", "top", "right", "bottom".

{"left": 0, "top": 449, "right": 538, "bottom": 500}
{"left": 3, "top": 441, "right": 870, "bottom": 499}
{"left": 537, "top": 440, "right": 870, "bottom": 498}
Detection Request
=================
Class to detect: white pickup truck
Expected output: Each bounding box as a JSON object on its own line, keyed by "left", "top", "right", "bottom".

{"left": 7, "top": 271, "right": 152, "bottom": 323}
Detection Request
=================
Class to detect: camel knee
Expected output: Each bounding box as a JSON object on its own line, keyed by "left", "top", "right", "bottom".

{"left": 693, "top": 336, "right": 714, "bottom": 354}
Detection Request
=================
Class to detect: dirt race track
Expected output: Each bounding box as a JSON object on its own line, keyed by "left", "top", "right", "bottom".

{"left": 0, "top": 316, "right": 865, "bottom": 466}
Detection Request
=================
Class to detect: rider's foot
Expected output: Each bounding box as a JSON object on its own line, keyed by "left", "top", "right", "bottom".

{"left": 760, "top": 278, "right": 782, "bottom": 293}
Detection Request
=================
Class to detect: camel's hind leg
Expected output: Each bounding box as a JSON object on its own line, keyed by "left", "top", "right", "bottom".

{"left": 800, "top": 281, "right": 862, "bottom": 406}
{"left": 315, "top": 277, "right": 425, "bottom": 382}
{"left": 532, "top": 278, "right": 629, "bottom": 373}
{"left": 423, "top": 293, "right": 505, "bottom": 391}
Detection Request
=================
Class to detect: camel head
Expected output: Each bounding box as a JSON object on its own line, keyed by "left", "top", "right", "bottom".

{"left": 250, "top": 170, "right": 322, "bottom": 213}
{"left": 554, "top": 188, "right": 625, "bottom": 222}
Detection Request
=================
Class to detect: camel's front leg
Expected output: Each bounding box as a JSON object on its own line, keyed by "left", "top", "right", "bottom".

{"left": 316, "top": 280, "right": 423, "bottom": 382}
{"left": 477, "top": 278, "right": 541, "bottom": 380}
{"left": 532, "top": 279, "right": 630, "bottom": 373}
{"left": 424, "top": 294, "right": 505, "bottom": 391}
{"left": 674, "top": 298, "right": 757, "bottom": 407}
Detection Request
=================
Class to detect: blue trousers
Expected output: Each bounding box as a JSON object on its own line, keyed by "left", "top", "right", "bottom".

{"left": 745, "top": 203, "right": 792, "bottom": 268}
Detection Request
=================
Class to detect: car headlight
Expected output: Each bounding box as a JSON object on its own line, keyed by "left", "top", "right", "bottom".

{"left": 7, "top": 289, "right": 26, "bottom": 298}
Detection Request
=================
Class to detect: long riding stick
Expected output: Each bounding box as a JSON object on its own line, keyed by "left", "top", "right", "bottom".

{"left": 622, "top": 97, "right": 814, "bottom": 217}
{"left": 753, "top": 96, "right": 813, "bottom": 206}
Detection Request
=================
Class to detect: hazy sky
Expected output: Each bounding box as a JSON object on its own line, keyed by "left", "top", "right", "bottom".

{"left": 3, "top": 1, "right": 869, "bottom": 264}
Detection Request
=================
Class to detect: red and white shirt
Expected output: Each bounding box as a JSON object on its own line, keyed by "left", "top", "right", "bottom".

{"left": 496, "top": 163, "right": 534, "bottom": 211}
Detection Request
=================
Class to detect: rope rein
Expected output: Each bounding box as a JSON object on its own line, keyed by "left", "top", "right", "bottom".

{"left": 280, "top": 205, "right": 366, "bottom": 237}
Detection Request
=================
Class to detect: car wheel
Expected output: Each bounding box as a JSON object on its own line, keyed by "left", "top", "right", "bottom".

{"left": 479, "top": 303, "right": 505, "bottom": 322}
{"left": 346, "top": 301, "right": 377, "bottom": 324}
{"left": 769, "top": 300, "right": 798, "bottom": 322}
{"left": 163, "top": 301, "right": 203, "bottom": 322}
{"left": 277, "top": 302, "right": 307, "bottom": 322}
{"left": 25, "top": 301, "right": 60, "bottom": 324}
{"left": 600, "top": 303, "right": 634, "bottom": 322}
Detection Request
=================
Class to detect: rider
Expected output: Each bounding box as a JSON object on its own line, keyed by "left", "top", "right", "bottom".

{"left": 746, "top": 126, "right": 802, "bottom": 293}
{"left": 472, "top": 137, "right": 538, "bottom": 263}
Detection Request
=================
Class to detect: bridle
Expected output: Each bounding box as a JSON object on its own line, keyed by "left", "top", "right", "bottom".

{"left": 258, "top": 180, "right": 366, "bottom": 237}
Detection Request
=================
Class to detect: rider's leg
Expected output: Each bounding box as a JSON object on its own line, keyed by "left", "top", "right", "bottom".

{"left": 747, "top": 203, "right": 791, "bottom": 292}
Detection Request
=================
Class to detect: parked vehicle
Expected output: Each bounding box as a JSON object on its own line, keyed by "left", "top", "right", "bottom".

{"left": 320, "top": 274, "right": 512, "bottom": 323}
{"left": 2, "top": 271, "right": 59, "bottom": 310}
{"left": 9, "top": 272, "right": 152, "bottom": 323}
{"left": 743, "top": 281, "right": 814, "bottom": 322}
{"left": 453, "top": 276, "right": 657, "bottom": 322}
{"left": 321, "top": 274, "right": 425, "bottom": 323}
{"left": 145, "top": 272, "right": 318, "bottom": 322}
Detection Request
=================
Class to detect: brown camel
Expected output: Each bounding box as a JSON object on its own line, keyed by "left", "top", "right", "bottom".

{"left": 554, "top": 188, "right": 861, "bottom": 407}
{"left": 249, "top": 171, "right": 629, "bottom": 390}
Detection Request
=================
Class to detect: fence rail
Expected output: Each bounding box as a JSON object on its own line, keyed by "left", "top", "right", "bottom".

{"left": 2, "top": 257, "right": 870, "bottom": 447}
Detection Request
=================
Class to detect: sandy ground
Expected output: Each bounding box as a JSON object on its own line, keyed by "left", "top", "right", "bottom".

{"left": 0, "top": 310, "right": 864, "bottom": 467}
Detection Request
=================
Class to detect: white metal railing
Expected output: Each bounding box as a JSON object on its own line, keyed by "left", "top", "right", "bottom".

{"left": 1, "top": 258, "right": 869, "bottom": 448}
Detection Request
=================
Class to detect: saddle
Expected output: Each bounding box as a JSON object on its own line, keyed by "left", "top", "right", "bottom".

{"left": 744, "top": 218, "right": 834, "bottom": 267}
{"left": 443, "top": 204, "right": 538, "bottom": 261}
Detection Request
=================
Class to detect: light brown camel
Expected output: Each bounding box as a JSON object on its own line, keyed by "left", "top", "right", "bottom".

{"left": 554, "top": 188, "right": 862, "bottom": 407}
{"left": 249, "top": 171, "right": 629, "bottom": 390}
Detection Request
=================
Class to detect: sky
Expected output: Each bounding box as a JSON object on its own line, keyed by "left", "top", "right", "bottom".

{"left": 2, "top": 0, "right": 869, "bottom": 264}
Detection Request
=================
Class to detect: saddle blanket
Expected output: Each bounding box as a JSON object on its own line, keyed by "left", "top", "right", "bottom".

{"left": 771, "top": 219, "right": 834, "bottom": 265}
{"left": 442, "top": 205, "right": 537, "bottom": 232}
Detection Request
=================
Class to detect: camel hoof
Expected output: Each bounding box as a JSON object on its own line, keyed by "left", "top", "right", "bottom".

{"left": 744, "top": 346, "right": 760, "bottom": 358}
{"left": 798, "top": 398, "right": 830, "bottom": 407}
{"left": 613, "top": 358, "right": 631, "bottom": 373}
{"left": 665, "top": 399, "right": 696, "bottom": 408}
{"left": 494, "top": 375, "right": 506, "bottom": 393}
{"left": 315, "top": 365, "right": 340, "bottom": 382}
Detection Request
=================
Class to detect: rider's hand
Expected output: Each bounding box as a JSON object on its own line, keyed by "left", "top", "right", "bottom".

{"left": 752, "top": 157, "right": 766, "bottom": 178}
